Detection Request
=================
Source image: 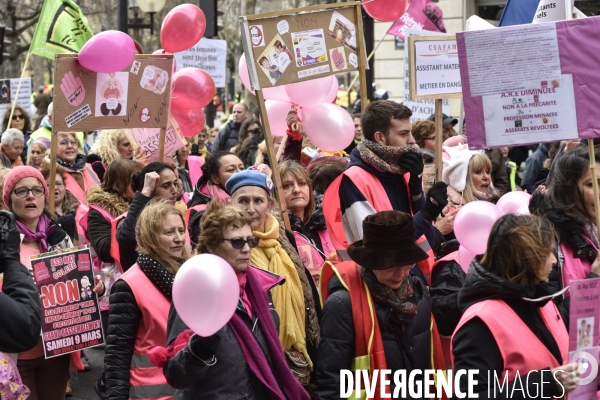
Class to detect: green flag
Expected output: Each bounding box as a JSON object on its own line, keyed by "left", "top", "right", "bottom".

{"left": 30, "top": 0, "right": 93, "bottom": 59}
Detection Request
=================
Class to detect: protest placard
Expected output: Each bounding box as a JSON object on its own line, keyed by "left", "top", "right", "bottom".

{"left": 403, "top": 29, "right": 449, "bottom": 122}
{"left": 456, "top": 16, "right": 600, "bottom": 149}
{"left": 0, "top": 77, "right": 32, "bottom": 117}
{"left": 53, "top": 54, "right": 173, "bottom": 132}
{"left": 126, "top": 117, "right": 186, "bottom": 163}
{"left": 568, "top": 278, "right": 600, "bottom": 400}
{"left": 31, "top": 246, "right": 104, "bottom": 358}
{"left": 174, "top": 38, "right": 227, "bottom": 88}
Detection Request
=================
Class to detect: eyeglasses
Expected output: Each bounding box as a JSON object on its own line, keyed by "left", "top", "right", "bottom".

{"left": 59, "top": 140, "right": 78, "bottom": 147}
{"left": 249, "top": 127, "right": 262, "bottom": 136}
{"left": 13, "top": 186, "right": 45, "bottom": 198}
{"left": 223, "top": 237, "right": 259, "bottom": 249}
{"left": 11, "top": 114, "right": 23, "bottom": 120}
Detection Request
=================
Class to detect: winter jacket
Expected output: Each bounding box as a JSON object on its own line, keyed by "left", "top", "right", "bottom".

{"left": 452, "top": 258, "right": 565, "bottom": 399}
{"left": 0, "top": 259, "right": 41, "bottom": 353}
{"left": 213, "top": 121, "right": 241, "bottom": 152}
{"left": 521, "top": 144, "right": 550, "bottom": 193}
{"left": 314, "top": 272, "right": 432, "bottom": 400}
{"left": 485, "top": 148, "right": 510, "bottom": 195}
{"left": 86, "top": 187, "right": 131, "bottom": 263}
{"left": 164, "top": 268, "right": 283, "bottom": 399}
{"left": 116, "top": 192, "right": 153, "bottom": 271}
{"left": 430, "top": 240, "right": 465, "bottom": 336}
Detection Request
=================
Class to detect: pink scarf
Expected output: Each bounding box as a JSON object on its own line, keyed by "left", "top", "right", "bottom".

{"left": 200, "top": 181, "right": 230, "bottom": 205}
{"left": 16, "top": 214, "right": 52, "bottom": 253}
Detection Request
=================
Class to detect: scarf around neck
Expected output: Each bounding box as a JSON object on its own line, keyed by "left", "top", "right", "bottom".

{"left": 57, "top": 153, "right": 87, "bottom": 171}
{"left": 18, "top": 214, "right": 53, "bottom": 253}
{"left": 199, "top": 181, "right": 230, "bottom": 206}
{"left": 250, "top": 213, "right": 311, "bottom": 366}
{"left": 137, "top": 254, "right": 175, "bottom": 300}
{"left": 359, "top": 265, "right": 418, "bottom": 326}
{"left": 288, "top": 192, "right": 326, "bottom": 233}
{"left": 357, "top": 139, "right": 418, "bottom": 175}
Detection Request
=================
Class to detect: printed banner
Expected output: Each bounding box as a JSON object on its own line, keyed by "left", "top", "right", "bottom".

{"left": 410, "top": 36, "right": 461, "bottom": 99}
{"left": 32, "top": 246, "right": 104, "bottom": 358}
{"left": 387, "top": 0, "right": 446, "bottom": 41}
{"left": 0, "top": 77, "right": 32, "bottom": 117}
{"left": 127, "top": 117, "right": 186, "bottom": 163}
{"left": 174, "top": 38, "right": 227, "bottom": 88}
{"left": 54, "top": 55, "right": 173, "bottom": 132}
{"left": 30, "top": 0, "right": 93, "bottom": 59}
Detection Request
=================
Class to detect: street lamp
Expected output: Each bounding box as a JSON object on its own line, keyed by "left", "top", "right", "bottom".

{"left": 118, "top": 0, "right": 166, "bottom": 39}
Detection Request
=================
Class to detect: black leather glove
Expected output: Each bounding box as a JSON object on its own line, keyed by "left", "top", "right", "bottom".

{"left": 190, "top": 143, "right": 199, "bottom": 156}
{"left": 189, "top": 333, "right": 221, "bottom": 361}
{"left": 0, "top": 211, "right": 21, "bottom": 269}
{"left": 420, "top": 182, "right": 448, "bottom": 222}
{"left": 399, "top": 152, "right": 424, "bottom": 196}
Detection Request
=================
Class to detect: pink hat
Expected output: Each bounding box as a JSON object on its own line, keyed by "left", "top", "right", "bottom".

{"left": 3, "top": 166, "right": 49, "bottom": 208}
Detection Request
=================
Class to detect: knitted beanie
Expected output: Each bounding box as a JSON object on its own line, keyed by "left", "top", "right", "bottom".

{"left": 3, "top": 166, "right": 49, "bottom": 208}
{"left": 442, "top": 144, "right": 481, "bottom": 192}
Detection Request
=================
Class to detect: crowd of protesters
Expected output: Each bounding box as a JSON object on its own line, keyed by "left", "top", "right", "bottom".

{"left": 0, "top": 96, "right": 592, "bottom": 400}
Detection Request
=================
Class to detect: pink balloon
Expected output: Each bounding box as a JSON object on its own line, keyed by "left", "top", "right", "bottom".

{"left": 78, "top": 31, "right": 135, "bottom": 73}
{"left": 152, "top": 49, "right": 177, "bottom": 71}
{"left": 264, "top": 86, "right": 290, "bottom": 103}
{"left": 284, "top": 76, "right": 335, "bottom": 106}
{"left": 171, "top": 105, "right": 205, "bottom": 137}
{"left": 265, "top": 100, "right": 292, "bottom": 137}
{"left": 496, "top": 191, "right": 531, "bottom": 214}
{"left": 454, "top": 201, "right": 503, "bottom": 254}
{"left": 238, "top": 53, "right": 255, "bottom": 94}
{"left": 172, "top": 254, "right": 239, "bottom": 336}
{"left": 171, "top": 68, "right": 216, "bottom": 109}
{"left": 302, "top": 103, "right": 354, "bottom": 151}
{"left": 161, "top": 4, "right": 206, "bottom": 53}
{"left": 362, "top": 0, "right": 409, "bottom": 22}
{"left": 325, "top": 76, "right": 339, "bottom": 103}
{"left": 457, "top": 245, "right": 477, "bottom": 274}
{"left": 516, "top": 204, "right": 530, "bottom": 215}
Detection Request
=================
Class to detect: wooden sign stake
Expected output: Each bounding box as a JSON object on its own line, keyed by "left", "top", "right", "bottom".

{"left": 158, "top": 127, "right": 167, "bottom": 161}
{"left": 587, "top": 139, "right": 600, "bottom": 238}
{"left": 434, "top": 99, "right": 443, "bottom": 182}
{"left": 48, "top": 119, "right": 58, "bottom": 215}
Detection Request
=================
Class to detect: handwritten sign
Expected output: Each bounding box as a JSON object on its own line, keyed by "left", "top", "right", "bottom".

{"left": 53, "top": 54, "right": 173, "bottom": 132}
{"left": 32, "top": 246, "right": 104, "bottom": 358}
{"left": 127, "top": 117, "right": 186, "bottom": 162}
{"left": 174, "top": 38, "right": 227, "bottom": 88}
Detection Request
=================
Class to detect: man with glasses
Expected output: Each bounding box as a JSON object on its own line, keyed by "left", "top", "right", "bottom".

{"left": 0, "top": 128, "right": 25, "bottom": 168}
{"left": 344, "top": 113, "right": 363, "bottom": 155}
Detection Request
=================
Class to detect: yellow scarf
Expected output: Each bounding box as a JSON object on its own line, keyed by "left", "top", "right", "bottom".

{"left": 197, "top": 145, "right": 208, "bottom": 161}
{"left": 250, "top": 214, "right": 310, "bottom": 365}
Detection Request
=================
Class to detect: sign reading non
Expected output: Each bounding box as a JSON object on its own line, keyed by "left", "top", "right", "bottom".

{"left": 54, "top": 55, "right": 173, "bottom": 132}
{"left": 32, "top": 246, "right": 104, "bottom": 358}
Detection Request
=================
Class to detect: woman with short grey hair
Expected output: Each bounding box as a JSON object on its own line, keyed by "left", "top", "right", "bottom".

{"left": 0, "top": 128, "right": 25, "bottom": 168}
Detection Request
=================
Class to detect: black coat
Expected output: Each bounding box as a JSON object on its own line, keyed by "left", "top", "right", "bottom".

{"left": 164, "top": 270, "right": 282, "bottom": 399}
{"left": 452, "top": 258, "right": 564, "bottom": 399}
{"left": 0, "top": 259, "right": 41, "bottom": 353}
{"left": 116, "top": 192, "right": 152, "bottom": 271}
{"left": 314, "top": 273, "right": 431, "bottom": 400}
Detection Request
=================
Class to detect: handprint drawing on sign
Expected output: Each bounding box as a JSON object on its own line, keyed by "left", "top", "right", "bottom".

{"left": 60, "top": 71, "right": 85, "bottom": 106}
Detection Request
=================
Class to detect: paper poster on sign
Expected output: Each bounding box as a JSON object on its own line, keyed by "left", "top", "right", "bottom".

{"left": 173, "top": 38, "right": 227, "bottom": 88}
{"left": 291, "top": 29, "right": 328, "bottom": 67}
{"left": 404, "top": 29, "right": 450, "bottom": 121}
{"left": 328, "top": 11, "right": 357, "bottom": 51}
{"left": 532, "top": 0, "right": 570, "bottom": 23}
{"left": 31, "top": 246, "right": 105, "bottom": 358}
{"left": 257, "top": 34, "right": 292, "bottom": 85}
{"left": 0, "top": 77, "right": 32, "bottom": 117}
{"left": 127, "top": 117, "right": 186, "bottom": 163}
{"left": 95, "top": 72, "right": 128, "bottom": 117}
{"left": 413, "top": 38, "right": 461, "bottom": 98}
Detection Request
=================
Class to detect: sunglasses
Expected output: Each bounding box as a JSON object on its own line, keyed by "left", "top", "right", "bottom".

{"left": 223, "top": 237, "right": 259, "bottom": 249}
{"left": 249, "top": 127, "right": 262, "bottom": 136}
{"left": 11, "top": 114, "right": 23, "bottom": 120}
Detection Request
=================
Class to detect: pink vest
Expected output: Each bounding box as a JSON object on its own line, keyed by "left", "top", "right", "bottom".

{"left": 561, "top": 239, "right": 598, "bottom": 290}
{"left": 64, "top": 165, "right": 100, "bottom": 205}
{"left": 74, "top": 204, "right": 90, "bottom": 247}
{"left": 453, "top": 299, "right": 568, "bottom": 382}
{"left": 293, "top": 229, "right": 336, "bottom": 288}
{"left": 187, "top": 155, "right": 204, "bottom": 188}
{"left": 118, "top": 264, "right": 173, "bottom": 400}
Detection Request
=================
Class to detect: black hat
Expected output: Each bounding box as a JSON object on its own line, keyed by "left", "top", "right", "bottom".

{"left": 347, "top": 211, "right": 428, "bottom": 270}
{"left": 427, "top": 113, "right": 458, "bottom": 127}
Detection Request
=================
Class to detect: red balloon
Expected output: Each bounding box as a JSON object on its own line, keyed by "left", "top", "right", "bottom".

{"left": 171, "top": 105, "right": 205, "bottom": 138}
{"left": 171, "top": 68, "right": 215, "bottom": 110}
{"left": 161, "top": 4, "right": 206, "bottom": 53}
{"left": 362, "top": 0, "right": 409, "bottom": 22}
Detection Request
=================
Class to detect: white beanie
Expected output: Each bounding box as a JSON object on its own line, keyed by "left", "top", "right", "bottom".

{"left": 442, "top": 144, "right": 482, "bottom": 192}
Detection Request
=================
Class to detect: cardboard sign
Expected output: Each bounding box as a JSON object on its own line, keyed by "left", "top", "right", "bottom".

{"left": 32, "top": 246, "right": 104, "bottom": 358}
{"left": 242, "top": 6, "right": 360, "bottom": 89}
{"left": 127, "top": 117, "right": 186, "bottom": 162}
{"left": 174, "top": 38, "right": 227, "bottom": 88}
{"left": 568, "top": 279, "right": 600, "bottom": 400}
{"left": 0, "top": 77, "right": 32, "bottom": 117}
{"left": 455, "top": 17, "right": 600, "bottom": 149}
{"left": 408, "top": 35, "right": 462, "bottom": 100}
{"left": 404, "top": 29, "right": 450, "bottom": 122}
{"left": 53, "top": 54, "right": 173, "bottom": 132}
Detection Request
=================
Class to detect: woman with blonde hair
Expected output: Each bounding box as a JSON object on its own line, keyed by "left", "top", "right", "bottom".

{"left": 87, "top": 129, "right": 148, "bottom": 182}
{"left": 104, "top": 201, "right": 189, "bottom": 399}
{"left": 27, "top": 138, "right": 49, "bottom": 168}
